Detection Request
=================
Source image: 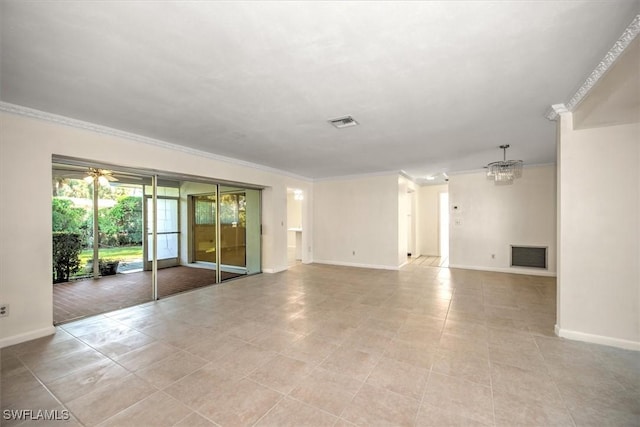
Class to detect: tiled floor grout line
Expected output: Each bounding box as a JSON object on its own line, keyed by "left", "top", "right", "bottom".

{"left": 49, "top": 325, "right": 195, "bottom": 426}
{"left": 532, "top": 335, "right": 579, "bottom": 427}
{"left": 487, "top": 359, "right": 498, "bottom": 427}
{"left": 327, "top": 310, "right": 406, "bottom": 424}
{"left": 480, "top": 278, "right": 499, "bottom": 427}
{"left": 412, "top": 283, "right": 453, "bottom": 427}
{"left": 12, "top": 350, "right": 83, "bottom": 426}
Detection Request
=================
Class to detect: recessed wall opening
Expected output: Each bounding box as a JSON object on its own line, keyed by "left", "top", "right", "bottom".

{"left": 511, "top": 245, "right": 547, "bottom": 269}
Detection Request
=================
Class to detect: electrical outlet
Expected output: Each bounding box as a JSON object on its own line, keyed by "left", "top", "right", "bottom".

{"left": 0, "top": 304, "right": 9, "bottom": 317}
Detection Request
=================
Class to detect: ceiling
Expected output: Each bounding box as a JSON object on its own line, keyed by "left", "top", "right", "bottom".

{"left": 1, "top": 1, "right": 638, "bottom": 183}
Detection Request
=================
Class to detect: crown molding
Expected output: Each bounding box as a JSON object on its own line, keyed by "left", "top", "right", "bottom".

{"left": 544, "top": 103, "right": 569, "bottom": 121}
{"left": 399, "top": 170, "right": 418, "bottom": 183}
{"left": 1, "top": 101, "right": 416, "bottom": 185}
{"left": 313, "top": 169, "right": 404, "bottom": 183}
{"left": 546, "top": 14, "right": 640, "bottom": 121}
{"left": 0, "top": 101, "right": 313, "bottom": 183}
{"left": 447, "top": 162, "right": 556, "bottom": 177}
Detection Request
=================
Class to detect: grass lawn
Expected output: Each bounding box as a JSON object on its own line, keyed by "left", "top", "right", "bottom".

{"left": 79, "top": 245, "right": 143, "bottom": 265}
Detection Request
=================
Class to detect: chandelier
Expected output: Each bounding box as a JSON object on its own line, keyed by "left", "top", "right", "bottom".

{"left": 486, "top": 145, "right": 523, "bottom": 184}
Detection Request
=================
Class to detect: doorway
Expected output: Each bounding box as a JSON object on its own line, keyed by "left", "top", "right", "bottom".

{"left": 439, "top": 192, "right": 449, "bottom": 259}
{"left": 407, "top": 189, "right": 415, "bottom": 258}
{"left": 287, "top": 188, "right": 303, "bottom": 266}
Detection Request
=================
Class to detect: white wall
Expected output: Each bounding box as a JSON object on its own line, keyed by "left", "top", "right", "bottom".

{"left": 0, "top": 112, "right": 310, "bottom": 347}
{"left": 417, "top": 184, "right": 448, "bottom": 256}
{"left": 313, "top": 174, "right": 400, "bottom": 269}
{"left": 557, "top": 113, "right": 639, "bottom": 349}
{"left": 448, "top": 165, "right": 557, "bottom": 275}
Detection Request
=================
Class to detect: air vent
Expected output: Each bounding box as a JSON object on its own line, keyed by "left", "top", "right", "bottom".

{"left": 329, "top": 116, "right": 358, "bottom": 129}
{"left": 511, "top": 246, "right": 547, "bottom": 269}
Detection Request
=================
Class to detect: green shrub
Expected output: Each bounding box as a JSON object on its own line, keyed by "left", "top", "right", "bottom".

{"left": 52, "top": 232, "right": 83, "bottom": 283}
{"left": 109, "top": 196, "right": 143, "bottom": 245}
{"left": 52, "top": 198, "right": 87, "bottom": 233}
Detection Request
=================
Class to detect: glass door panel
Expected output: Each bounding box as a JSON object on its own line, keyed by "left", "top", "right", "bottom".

{"left": 244, "top": 188, "right": 262, "bottom": 276}
{"left": 146, "top": 197, "right": 179, "bottom": 267}
{"left": 220, "top": 188, "right": 246, "bottom": 270}
{"left": 218, "top": 186, "right": 261, "bottom": 281}
{"left": 193, "top": 194, "right": 217, "bottom": 263}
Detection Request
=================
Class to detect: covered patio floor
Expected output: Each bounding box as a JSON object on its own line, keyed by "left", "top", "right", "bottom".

{"left": 53, "top": 266, "right": 242, "bottom": 324}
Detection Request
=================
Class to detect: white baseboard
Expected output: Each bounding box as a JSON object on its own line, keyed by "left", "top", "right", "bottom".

{"left": 448, "top": 264, "right": 557, "bottom": 277}
{"left": 555, "top": 326, "right": 640, "bottom": 351}
{"left": 0, "top": 325, "right": 56, "bottom": 349}
{"left": 313, "top": 259, "right": 401, "bottom": 271}
{"left": 262, "top": 265, "right": 289, "bottom": 274}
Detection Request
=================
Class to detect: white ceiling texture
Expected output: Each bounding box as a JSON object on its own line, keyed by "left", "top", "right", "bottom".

{"left": 1, "top": 1, "right": 638, "bottom": 183}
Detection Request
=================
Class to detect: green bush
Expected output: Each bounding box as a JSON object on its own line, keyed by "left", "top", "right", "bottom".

{"left": 82, "top": 196, "right": 143, "bottom": 247}
{"left": 109, "top": 196, "right": 143, "bottom": 245}
{"left": 52, "top": 198, "right": 87, "bottom": 233}
{"left": 52, "top": 232, "right": 83, "bottom": 283}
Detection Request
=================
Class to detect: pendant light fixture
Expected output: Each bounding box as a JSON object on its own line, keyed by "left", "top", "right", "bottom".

{"left": 486, "top": 145, "right": 523, "bottom": 185}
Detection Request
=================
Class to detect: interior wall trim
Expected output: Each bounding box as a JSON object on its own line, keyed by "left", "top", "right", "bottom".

{"left": 313, "top": 169, "right": 404, "bottom": 183}
{"left": 0, "top": 101, "right": 312, "bottom": 183}
{"left": 263, "top": 266, "right": 289, "bottom": 274}
{"left": 313, "top": 259, "right": 401, "bottom": 271}
{"left": 447, "top": 264, "right": 557, "bottom": 277}
{"left": 555, "top": 325, "right": 640, "bottom": 351}
{"left": 545, "top": 14, "right": 640, "bottom": 121}
{"left": 446, "top": 162, "right": 557, "bottom": 178}
{"left": 0, "top": 326, "right": 56, "bottom": 349}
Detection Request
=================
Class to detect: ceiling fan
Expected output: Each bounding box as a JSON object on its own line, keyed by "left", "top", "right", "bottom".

{"left": 84, "top": 168, "right": 118, "bottom": 186}
{"left": 53, "top": 163, "right": 146, "bottom": 188}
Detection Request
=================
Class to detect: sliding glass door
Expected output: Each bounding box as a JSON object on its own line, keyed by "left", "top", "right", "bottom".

{"left": 53, "top": 157, "right": 263, "bottom": 321}
{"left": 189, "top": 186, "right": 261, "bottom": 281}
{"left": 51, "top": 162, "right": 152, "bottom": 324}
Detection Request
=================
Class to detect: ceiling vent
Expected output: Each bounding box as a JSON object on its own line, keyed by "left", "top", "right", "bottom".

{"left": 328, "top": 116, "right": 358, "bottom": 129}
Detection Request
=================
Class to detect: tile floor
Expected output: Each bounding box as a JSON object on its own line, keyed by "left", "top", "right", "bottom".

{"left": 2, "top": 261, "right": 639, "bottom": 426}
